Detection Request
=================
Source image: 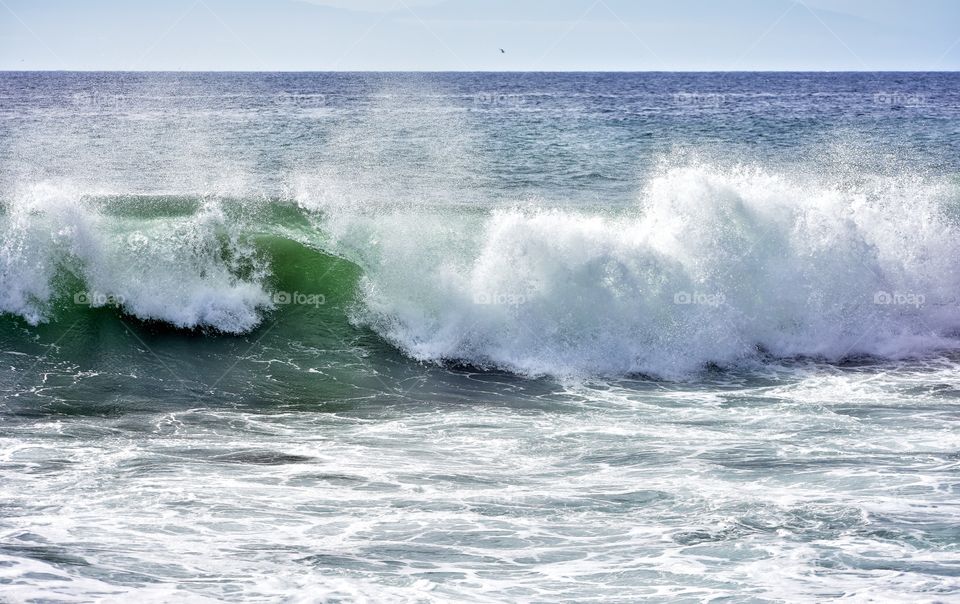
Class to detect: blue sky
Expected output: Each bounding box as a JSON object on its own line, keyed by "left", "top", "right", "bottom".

{"left": 1, "top": 0, "right": 957, "bottom": 70}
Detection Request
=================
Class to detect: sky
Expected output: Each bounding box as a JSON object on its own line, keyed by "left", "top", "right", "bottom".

{"left": 0, "top": 0, "right": 957, "bottom": 71}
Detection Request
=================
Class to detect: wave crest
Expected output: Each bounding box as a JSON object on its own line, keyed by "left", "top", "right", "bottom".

{"left": 5, "top": 161, "right": 960, "bottom": 378}
{"left": 0, "top": 184, "right": 272, "bottom": 333}
{"left": 354, "top": 162, "right": 960, "bottom": 377}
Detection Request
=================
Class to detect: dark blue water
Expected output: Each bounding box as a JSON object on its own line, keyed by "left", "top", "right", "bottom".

{"left": 2, "top": 72, "right": 957, "bottom": 200}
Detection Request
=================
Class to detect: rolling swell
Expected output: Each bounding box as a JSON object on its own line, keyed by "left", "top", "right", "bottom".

{"left": 343, "top": 161, "right": 960, "bottom": 378}
{"left": 0, "top": 189, "right": 361, "bottom": 336}
{"left": 4, "top": 158, "right": 960, "bottom": 379}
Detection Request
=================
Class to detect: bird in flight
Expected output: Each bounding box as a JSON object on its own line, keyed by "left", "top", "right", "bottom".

{"left": 500, "top": 48, "right": 505, "bottom": 54}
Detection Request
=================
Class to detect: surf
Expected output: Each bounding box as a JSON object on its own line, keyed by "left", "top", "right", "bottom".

{"left": 2, "top": 157, "right": 960, "bottom": 379}
{"left": 343, "top": 160, "right": 960, "bottom": 378}
{"left": 0, "top": 186, "right": 358, "bottom": 335}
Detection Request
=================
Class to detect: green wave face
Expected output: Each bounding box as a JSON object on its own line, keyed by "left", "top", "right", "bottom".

{"left": 0, "top": 194, "right": 430, "bottom": 412}
{"left": 6, "top": 156, "right": 960, "bottom": 390}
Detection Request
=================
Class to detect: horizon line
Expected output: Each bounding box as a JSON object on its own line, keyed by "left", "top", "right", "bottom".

{"left": 2, "top": 69, "right": 958, "bottom": 74}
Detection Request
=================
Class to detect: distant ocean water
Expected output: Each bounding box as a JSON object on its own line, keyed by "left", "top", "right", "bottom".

{"left": 1, "top": 72, "right": 959, "bottom": 602}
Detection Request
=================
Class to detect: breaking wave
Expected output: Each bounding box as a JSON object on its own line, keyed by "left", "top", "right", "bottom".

{"left": 3, "top": 160, "right": 960, "bottom": 377}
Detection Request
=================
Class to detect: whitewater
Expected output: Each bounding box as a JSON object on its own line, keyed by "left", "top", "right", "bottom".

{"left": 4, "top": 159, "right": 960, "bottom": 378}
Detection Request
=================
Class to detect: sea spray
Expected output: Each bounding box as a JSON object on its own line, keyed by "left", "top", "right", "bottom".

{"left": 3, "top": 160, "right": 959, "bottom": 377}
{"left": 348, "top": 162, "right": 960, "bottom": 377}
{"left": 0, "top": 185, "right": 273, "bottom": 332}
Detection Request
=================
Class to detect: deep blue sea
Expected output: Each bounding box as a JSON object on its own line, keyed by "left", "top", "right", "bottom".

{"left": 1, "top": 72, "right": 959, "bottom": 602}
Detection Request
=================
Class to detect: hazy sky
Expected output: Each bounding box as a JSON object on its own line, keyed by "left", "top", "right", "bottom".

{"left": 1, "top": 0, "right": 957, "bottom": 70}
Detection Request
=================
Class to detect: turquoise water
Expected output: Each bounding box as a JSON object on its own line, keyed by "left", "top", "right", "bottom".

{"left": 1, "top": 72, "right": 959, "bottom": 601}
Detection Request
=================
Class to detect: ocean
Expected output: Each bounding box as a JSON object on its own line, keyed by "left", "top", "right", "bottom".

{"left": 1, "top": 71, "right": 959, "bottom": 602}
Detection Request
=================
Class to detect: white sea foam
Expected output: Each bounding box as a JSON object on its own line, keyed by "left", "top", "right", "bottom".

{"left": 4, "top": 160, "right": 959, "bottom": 376}
{"left": 0, "top": 182, "right": 271, "bottom": 333}
{"left": 346, "top": 161, "right": 960, "bottom": 377}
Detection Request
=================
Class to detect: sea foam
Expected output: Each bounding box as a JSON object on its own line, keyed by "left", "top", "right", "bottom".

{"left": 350, "top": 161, "right": 960, "bottom": 377}
{"left": 0, "top": 183, "right": 271, "bottom": 333}
{"left": 4, "top": 161, "right": 959, "bottom": 377}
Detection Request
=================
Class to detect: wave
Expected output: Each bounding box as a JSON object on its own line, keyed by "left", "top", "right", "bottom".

{"left": 3, "top": 160, "right": 960, "bottom": 378}
{"left": 344, "top": 161, "right": 960, "bottom": 377}
{"left": 0, "top": 185, "right": 274, "bottom": 333}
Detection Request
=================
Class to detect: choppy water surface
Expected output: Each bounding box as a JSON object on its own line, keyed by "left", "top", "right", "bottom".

{"left": 1, "top": 72, "right": 959, "bottom": 602}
